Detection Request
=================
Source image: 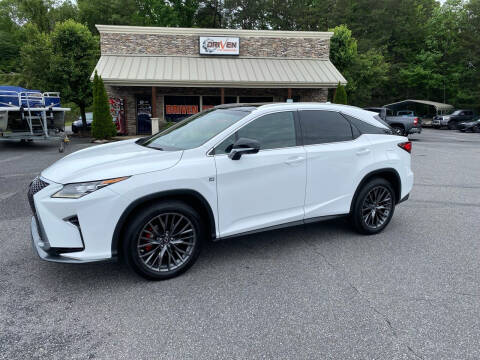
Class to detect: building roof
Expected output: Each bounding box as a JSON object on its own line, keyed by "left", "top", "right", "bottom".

{"left": 93, "top": 55, "right": 346, "bottom": 88}
{"left": 385, "top": 99, "right": 454, "bottom": 111}
{"left": 95, "top": 25, "right": 333, "bottom": 39}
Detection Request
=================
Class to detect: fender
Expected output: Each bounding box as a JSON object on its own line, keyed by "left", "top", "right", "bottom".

{"left": 350, "top": 168, "right": 402, "bottom": 213}
{"left": 111, "top": 189, "right": 216, "bottom": 257}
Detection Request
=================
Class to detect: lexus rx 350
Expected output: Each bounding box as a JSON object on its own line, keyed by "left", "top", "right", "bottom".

{"left": 29, "top": 103, "right": 414, "bottom": 280}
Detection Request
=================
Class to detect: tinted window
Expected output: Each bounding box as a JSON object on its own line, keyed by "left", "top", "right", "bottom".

{"left": 300, "top": 110, "right": 353, "bottom": 145}
{"left": 215, "top": 111, "right": 296, "bottom": 154}
{"left": 344, "top": 114, "right": 392, "bottom": 135}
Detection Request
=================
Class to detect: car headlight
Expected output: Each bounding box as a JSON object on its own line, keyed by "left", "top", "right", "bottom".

{"left": 52, "top": 177, "right": 129, "bottom": 199}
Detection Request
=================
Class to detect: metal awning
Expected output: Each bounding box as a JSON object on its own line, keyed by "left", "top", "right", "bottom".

{"left": 385, "top": 99, "right": 453, "bottom": 111}
{"left": 93, "top": 55, "right": 346, "bottom": 88}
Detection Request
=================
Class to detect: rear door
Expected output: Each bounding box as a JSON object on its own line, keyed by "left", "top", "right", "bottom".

{"left": 214, "top": 111, "right": 307, "bottom": 237}
{"left": 299, "top": 110, "right": 374, "bottom": 218}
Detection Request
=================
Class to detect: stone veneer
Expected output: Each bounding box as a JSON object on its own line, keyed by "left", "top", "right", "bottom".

{"left": 106, "top": 86, "right": 328, "bottom": 135}
{"left": 100, "top": 33, "right": 330, "bottom": 59}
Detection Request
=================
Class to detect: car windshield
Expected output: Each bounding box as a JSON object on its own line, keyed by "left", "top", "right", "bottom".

{"left": 451, "top": 110, "right": 462, "bottom": 115}
{"left": 141, "top": 107, "right": 253, "bottom": 150}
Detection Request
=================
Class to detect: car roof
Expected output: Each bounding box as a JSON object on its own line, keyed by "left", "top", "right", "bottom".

{"left": 214, "top": 102, "right": 388, "bottom": 129}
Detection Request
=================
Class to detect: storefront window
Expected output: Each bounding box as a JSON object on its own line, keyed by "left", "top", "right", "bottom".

{"left": 202, "top": 96, "right": 237, "bottom": 111}
{"left": 239, "top": 96, "right": 274, "bottom": 103}
{"left": 164, "top": 96, "right": 200, "bottom": 122}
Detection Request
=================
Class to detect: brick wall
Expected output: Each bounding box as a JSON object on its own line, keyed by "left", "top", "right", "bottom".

{"left": 100, "top": 33, "right": 330, "bottom": 59}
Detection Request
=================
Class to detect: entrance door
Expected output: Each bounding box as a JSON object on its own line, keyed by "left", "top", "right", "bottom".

{"left": 136, "top": 95, "right": 152, "bottom": 134}
{"left": 213, "top": 111, "right": 306, "bottom": 237}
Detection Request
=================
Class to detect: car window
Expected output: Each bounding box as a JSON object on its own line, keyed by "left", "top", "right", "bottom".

{"left": 299, "top": 110, "right": 353, "bottom": 145}
{"left": 343, "top": 114, "right": 392, "bottom": 135}
{"left": 215, "top": 111, "right": 296, "bottom": 154}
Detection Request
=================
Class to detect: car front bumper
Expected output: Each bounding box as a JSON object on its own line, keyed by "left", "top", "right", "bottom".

{"left": 29, "top": 176, "right": 129, "bottom": 263}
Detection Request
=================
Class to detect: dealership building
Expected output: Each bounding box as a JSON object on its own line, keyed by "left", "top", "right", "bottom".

{"left": 94, "top": 25, "right": 346, "bottom": 135}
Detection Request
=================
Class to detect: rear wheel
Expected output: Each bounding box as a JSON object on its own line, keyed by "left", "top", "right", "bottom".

{"left": 447, "top": 121, "right": 457, "bottom": 130}
{"left": 392, "top": 125, "right": 405, "bottom": 136}
{"left": 122, "top": 201, "right": 205, "bottom": 280}
{"left": 350, "top": 178, "right": 395, "bottom": 235}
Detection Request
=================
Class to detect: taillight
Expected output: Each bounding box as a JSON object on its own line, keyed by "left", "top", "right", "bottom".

{"left": 398, "top": 141, "right": 412, "bottom": 153}
{"left": 413, "top": 117, "right": 419, "bottom": 126}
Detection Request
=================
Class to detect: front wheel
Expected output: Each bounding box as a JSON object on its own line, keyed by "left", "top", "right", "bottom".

{"left": 350, "top": 178, "right": 396, "bottom": 235}
{"left": 123, "top": 201, "right": 205, "bottom": 280}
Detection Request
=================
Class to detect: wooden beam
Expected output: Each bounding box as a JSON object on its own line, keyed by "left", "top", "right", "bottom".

{"left": 151, "top": 86, "right": 157, "bottom": 118}
{"left": 220, "top": 88, "right": 225, "bottom": 104}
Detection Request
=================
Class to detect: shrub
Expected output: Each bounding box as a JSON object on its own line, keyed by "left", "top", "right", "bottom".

{"left": 333, "top": 82, "right": 348, "bottom": 105}
{"left": 91, "top": 71, "right": 116, "bottom": 139}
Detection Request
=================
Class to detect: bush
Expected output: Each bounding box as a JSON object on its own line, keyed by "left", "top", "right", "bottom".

{"left": 333, "top": 83, "right": 348, "bottom": 105}
{"left": 91, "top": 71, "right": 116, "bottom": 139}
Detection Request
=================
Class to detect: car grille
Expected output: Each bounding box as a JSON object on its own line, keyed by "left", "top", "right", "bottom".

{"left": 27, "top": 177, "right": 49, "bottom": 216}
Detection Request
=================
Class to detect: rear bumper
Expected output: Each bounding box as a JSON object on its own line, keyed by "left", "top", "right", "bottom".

{"left": 408, "top": 127, "right": 422, "bottom": 134}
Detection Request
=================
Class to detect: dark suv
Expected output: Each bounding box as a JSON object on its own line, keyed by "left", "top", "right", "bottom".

{"left": 432, "top": 109, "right": 476, "bottom": 130}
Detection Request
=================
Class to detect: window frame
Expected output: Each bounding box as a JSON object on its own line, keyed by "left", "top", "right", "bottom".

{"left": 211, "top": 110, "right": 302, "bottom": 156}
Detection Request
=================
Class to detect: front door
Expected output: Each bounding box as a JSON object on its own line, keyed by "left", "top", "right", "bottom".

{"left": 136, "top": 95, "right": 152, "bottom": 134}
{"left": 214, "top": 111, "right": 306, "bottom": 237}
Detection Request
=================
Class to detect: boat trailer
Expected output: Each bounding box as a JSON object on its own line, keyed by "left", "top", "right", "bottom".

{"left": 0, "top": 86, "right": 70, "bottom": 152}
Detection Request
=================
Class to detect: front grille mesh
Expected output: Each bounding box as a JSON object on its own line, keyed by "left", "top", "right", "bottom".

{"left": 28, "top": 177, "right": 49, "bottom": 215}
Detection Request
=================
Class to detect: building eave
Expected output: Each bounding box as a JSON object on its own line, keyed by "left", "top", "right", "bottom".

{"left": 95, "top": 25, "right": 333, "bottom": 40}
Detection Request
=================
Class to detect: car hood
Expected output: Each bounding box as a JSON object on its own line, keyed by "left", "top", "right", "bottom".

{"left": 42, "top": 139, "right": 183, "bottom": 184}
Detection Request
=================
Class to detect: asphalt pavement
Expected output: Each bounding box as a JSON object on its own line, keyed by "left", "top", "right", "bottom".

{"left": 1, "top": 129, "right": 480, "bottom": 359}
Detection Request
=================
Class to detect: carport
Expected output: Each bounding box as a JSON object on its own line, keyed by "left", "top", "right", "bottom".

{"left": 385, "top": 99, "right": 454, "bottom": 119}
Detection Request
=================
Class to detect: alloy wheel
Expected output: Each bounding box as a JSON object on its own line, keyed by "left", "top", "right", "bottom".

{"left": 361, "top": 186, "right": 393, "bottom": 229}
{"left": 137, "top": 212, "right": 196, "bottom": 273}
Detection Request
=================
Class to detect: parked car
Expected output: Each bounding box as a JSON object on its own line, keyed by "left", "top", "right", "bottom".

{"left": 432, "top": 109, "right": 476, "bottom": 130}
{"left": 71, "top": 112, "right": 118, "bottom": 133}
{"left": 457, "top": 117, "right": 480, "bottom": 132}
{"left": 364, "top": 107, "right": 422, "bottom": 136}
{"left": 29, "top": 103, "right": 413, "bottom": 280}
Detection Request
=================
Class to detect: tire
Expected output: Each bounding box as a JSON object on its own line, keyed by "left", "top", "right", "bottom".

{"left": 122, "top": 201, "right": 205, "bottom": 280}
{"left": 350, "top": 178, "right": 396, "bottom": 235}
{"left": 473, "top": 126, "right": 480, "bottom": 133}
{"left": 392, "top": 126, "right": 405, "bottom": 136}
{"left": 447, "top": 121, "right": 457, "bottom": 130}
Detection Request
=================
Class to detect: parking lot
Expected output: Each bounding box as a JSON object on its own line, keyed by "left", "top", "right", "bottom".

{"left": 1, "top": 128, "right": 480, "bottom": 359}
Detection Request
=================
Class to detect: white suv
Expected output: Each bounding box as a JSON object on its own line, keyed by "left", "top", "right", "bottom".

{"left": 29, "top": 103, "right": 414, "bottom": 280}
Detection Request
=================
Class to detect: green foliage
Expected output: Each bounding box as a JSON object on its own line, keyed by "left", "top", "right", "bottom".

{"left": 91, "top": 71, "right": 116, "bottom": 139}
{"left": 330, "top": 25, "right": 357, "bottom": 74}
{"left": 333, "top": 83, "right": 347, "bottom": 105}
{"left": 2, "top": 0, "right": 480, "bottom": 111}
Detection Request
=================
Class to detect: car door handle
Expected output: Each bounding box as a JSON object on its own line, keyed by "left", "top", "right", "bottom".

{"left": 284, "top": 156, "right": 305, "bottom": 165}
{"left": 356, "top": 148, "right": 371, "bottom": 156}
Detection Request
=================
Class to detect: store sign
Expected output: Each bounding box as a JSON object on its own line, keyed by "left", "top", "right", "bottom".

{"left": 199, "top": 36, "right": 240, "bottom": 55}
{"left": 165, "top": 105, "right": 199, "bottom": 115}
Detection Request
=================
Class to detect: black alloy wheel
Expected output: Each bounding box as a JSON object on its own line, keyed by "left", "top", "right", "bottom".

{"left": 123, "top": 201, "right": 204, "bottom": 280}
{"left": 351, "top": 178, "right": 395, "bottom": 235}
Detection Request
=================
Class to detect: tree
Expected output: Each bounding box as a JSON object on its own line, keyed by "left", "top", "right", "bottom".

{"left": 333, "top": 83, "right": 347, "bottom": 104}
{"left": 49, "top": 20, "right": 99, "bottom": 130}
{"left": 91, "top": 71, "right": 116, "bottom": 139}
{"left": 329, "top": 25, "right": 357, "bottom": 74}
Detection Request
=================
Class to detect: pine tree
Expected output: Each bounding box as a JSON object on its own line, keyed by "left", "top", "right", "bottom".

{"left": 91, "top": 71, "right": 117, "bottom": 139}
{"left": 333, "top": 83, "right": 348, "bottom": 105}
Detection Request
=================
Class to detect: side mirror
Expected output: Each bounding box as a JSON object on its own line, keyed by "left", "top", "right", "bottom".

{"left": 228, "top": 138, "right": 260, "bottom": 160}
